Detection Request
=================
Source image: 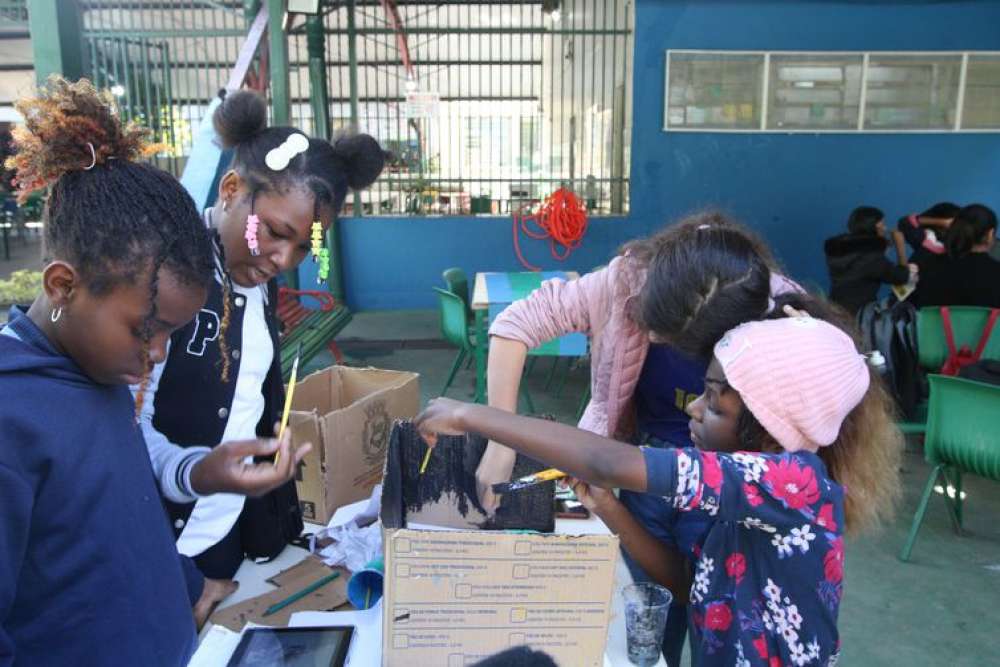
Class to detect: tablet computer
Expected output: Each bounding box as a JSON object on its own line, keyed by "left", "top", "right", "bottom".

{"left": 226, "top": 626, "right": 355, "bottom": 667}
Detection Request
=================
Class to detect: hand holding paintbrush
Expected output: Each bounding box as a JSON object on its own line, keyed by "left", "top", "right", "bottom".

{"left": 187, "top": 343, "right": 311, "bottom": 497}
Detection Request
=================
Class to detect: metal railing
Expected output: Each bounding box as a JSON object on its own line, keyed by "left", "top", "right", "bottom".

{"left": 77, "top": 0, "right": 633, "bottom": 215}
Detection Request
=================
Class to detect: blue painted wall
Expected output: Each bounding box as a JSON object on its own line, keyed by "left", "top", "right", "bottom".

{"left": 331, "top": 0, "right": 1000, "bottom": 309}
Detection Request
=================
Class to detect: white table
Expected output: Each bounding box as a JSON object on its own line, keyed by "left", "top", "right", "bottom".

{"left": 212, "top": 515, "right": 665, "bottom": 666}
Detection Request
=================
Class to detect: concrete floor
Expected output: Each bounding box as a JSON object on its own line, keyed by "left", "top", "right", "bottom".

{"left": 314, "top": 309, "right": 1000, "bottom": 666}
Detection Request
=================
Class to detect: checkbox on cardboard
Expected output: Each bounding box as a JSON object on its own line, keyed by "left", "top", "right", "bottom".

{"left": 395, "top": 537, "right": 411, "bottom": 553}
{"left": 509, "top": 632, "right": 526, "bottom": 647}
{"left": 393, "top": 607, "right": 410, "bottom": 624}
{"left": 510, "top": 607, "right": 527, "bottom": 623}
{"left": 514, "top": 541, "right": 532, "bottom": 556}
{"left": 512, "top": 564, "right": 530, "bottom": 579}
{"left": 455, "top": 583, "right": 472, "bottom": 599}
{"left": 393, "top": 633, "right": 409, "bottom": 649}
{"left": 396, "top": 563, "right": 411, "bottom": 578}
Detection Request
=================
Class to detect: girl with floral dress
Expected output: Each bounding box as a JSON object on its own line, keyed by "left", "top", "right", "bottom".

{"left": 414, "top": 296, "right": 903, "bottom": 666}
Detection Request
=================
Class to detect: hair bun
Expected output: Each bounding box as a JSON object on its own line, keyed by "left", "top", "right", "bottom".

{"left": 332, "top": 133, "right": 387, "bottom": 190}
{"left": 6, "top": 76, "right": 151, "bottom": 202}
{"left": 213, "top": 90, "right": 268, "bottom": 149}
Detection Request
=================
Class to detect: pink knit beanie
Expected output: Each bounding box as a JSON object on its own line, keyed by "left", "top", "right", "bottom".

{"left": 713, "top": 317, "right": 870, "bottom": 453}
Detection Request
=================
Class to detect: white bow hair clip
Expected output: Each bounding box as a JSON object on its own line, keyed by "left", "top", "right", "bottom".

{"left": 265, "top": 133, "right": 310, "bottom": 171}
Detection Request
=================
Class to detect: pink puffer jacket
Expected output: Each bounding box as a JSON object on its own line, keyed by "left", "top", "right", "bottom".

{"left": 489, "top": 255, "right": 802, "bottom": 439}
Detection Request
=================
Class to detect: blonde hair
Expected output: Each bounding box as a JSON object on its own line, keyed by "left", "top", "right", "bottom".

{"left": 739, "top": 294, "right": 905, "bottom": 536}
{"left": 819, "top": 374, "right": 904, "bottom": 536}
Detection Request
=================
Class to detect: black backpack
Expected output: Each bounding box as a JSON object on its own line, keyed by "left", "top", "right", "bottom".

{"left": 857, "top": 299, "right": 923, "bottom": 418}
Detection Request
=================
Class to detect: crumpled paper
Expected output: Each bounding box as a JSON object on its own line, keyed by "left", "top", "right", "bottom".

{"left": 310, "top": 485, "right": 383, "bottom": 573}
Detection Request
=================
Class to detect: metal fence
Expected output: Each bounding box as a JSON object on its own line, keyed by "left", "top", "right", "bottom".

{"left": 80, "top": 0, "right": 250, "bottom": 176}
{"left": 77, "top": 0, "right": 633, "bottom": 215}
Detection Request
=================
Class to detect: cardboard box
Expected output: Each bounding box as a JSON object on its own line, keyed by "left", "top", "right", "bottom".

{"left": 380, "top": 422, "right": 619, "bottom": 667}
{"left": 289, "top": 366, "right": 420, "bottom": 525}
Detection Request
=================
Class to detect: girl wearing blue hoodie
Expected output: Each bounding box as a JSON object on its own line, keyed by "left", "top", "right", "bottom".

{"left": 0, "top": 78, "right": 298, "bottom": 666}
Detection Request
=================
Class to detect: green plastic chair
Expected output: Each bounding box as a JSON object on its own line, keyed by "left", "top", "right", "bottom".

{"left": 899, "top": 374, "right": 1000, "bottom": 561}
{"left": 442, "top": 267, "right": 472, "bottom": 322}
{"left": 434, "top": 287, "right": 473, "bottom": 397}
{"left": 899, "top": 306, "right": 1000, "bottom": 435}
{"left": 433, "top": 287, "right": 534, "bottom": 412}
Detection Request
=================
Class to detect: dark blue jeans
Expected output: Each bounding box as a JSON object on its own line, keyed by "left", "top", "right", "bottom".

{"left": 619, "top": 434, "right": 711, "bottom": 667}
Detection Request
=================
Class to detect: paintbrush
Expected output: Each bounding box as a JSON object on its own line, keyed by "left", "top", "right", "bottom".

{"left": 418, "top": 443, "right": 433, "bottom": 475}
{"left": 274, "top": 342, "right": 302, "bottom": 467}
{"left": 491, "top": 467, "right": 566, "bottom": 494}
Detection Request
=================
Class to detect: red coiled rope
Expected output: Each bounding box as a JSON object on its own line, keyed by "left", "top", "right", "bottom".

{"left": 512, "top": 187, "right": 589, "bottom": 271}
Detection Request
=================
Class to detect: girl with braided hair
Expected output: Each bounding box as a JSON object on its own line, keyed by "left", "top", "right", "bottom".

{"left": 476, "top": 211, "right": 802, "bottom": 666}
{"left": 0, "top": 76, "right": 217, "bottom": 665}
{"left": 134, "top": 89, "right": 387, "bottom": 583}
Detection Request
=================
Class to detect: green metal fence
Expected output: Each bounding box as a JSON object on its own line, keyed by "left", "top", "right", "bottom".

{"left": 73, "top": 0, "right": 632, "bottom": 215}
{"left": 288, "top": 0, "right": 633, "bottom": 215}
{"left": 80, "top": 0, "right": 250, "bottom": 176}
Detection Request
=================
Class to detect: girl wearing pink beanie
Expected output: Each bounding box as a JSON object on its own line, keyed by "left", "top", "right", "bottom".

{"left": 415, "top": 298, "right": 902, "bottom": 666}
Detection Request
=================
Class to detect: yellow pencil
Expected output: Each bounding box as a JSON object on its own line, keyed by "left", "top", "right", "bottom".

{"left": 274, "top": 343, "right": 302, "bottom": 467}
{"left": 418, "top": 445, "right": 433, "bottom": 475}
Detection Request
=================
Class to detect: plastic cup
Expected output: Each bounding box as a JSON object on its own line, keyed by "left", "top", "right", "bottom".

{"left": 622, "top": 583, "right": 672, "bottom": 666}
{"left": 346, "top": 556, "right": 384, "bottom": 609}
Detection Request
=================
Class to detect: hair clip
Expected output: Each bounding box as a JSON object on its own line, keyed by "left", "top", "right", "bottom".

{"left": 245, "top": 213, "right": 260, "bottom": 256}
{"left": 317, "top": 248, "right": 331, "bottom": 284}
{"left": 265, "top": 133, "right": 310, "bottom": 171}
{"left": 310, "top": 220, "right": 324, "bottom": 262}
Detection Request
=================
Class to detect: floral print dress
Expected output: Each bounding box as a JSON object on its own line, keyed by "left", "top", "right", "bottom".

{"left": 642, "top": 447, "right": 845, "bottom": 666}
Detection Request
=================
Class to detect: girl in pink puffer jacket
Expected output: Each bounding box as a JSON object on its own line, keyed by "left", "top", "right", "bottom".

{"left": 481, "top": 211, "right": 802, "bottom": 667}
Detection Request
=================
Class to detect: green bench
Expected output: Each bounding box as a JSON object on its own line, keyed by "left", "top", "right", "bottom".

{"left": 277, "top": 286, "right": 352, "bottom": 382}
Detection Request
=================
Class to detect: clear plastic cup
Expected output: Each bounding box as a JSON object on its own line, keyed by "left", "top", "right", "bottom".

{"left": 622, "top": 582, "right": 672, "bottom": 666}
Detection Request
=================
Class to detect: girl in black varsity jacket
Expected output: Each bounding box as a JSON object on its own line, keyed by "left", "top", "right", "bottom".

{"left": 133, "top": 90, "right": 386, "bottom": 582}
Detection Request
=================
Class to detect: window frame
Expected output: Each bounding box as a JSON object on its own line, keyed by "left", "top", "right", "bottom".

{"left": 663, "top": 49, "right": 1000, "bottom": 134}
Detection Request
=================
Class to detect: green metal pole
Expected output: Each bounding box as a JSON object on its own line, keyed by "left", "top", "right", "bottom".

{"left": 27, "top": 0, "right": 85, "bottom": 84}
{"left": 306, "top": 13, "right": 345, "bottom": 301}
{"left": 266, "top": 0, "right": 290, "bottom": 126}
{"left": 306, "top": 16, "right": 331, "bottom": 141}
{"left": 346, "top": 0, "right": 362, "bottom": 216}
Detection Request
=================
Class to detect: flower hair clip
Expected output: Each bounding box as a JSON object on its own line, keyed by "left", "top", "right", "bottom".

{"left": 265, "top": 133, "right": 310, "bottom": 171}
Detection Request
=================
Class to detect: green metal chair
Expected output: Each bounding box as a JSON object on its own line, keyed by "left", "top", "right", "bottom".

{"left": 900, "top": 306, "right": 1000, "bottom": 435}
{"left": 433, "top": 287, "right": 534, "bottom": 412}
{"left": 899, "top": 374, "right": 1000, "bottom": 561}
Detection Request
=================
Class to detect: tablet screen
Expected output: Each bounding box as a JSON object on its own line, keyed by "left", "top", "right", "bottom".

{"left": 226, "top": 626, "right": 355, "bottom": 667}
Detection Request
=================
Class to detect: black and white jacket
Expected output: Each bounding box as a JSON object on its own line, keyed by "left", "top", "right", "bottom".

{"left": 136, "top": 214, "right": 302, "bottom": 564}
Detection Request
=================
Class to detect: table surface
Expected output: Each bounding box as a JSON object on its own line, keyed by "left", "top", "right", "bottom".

{"left": 218, "top": 514, "right": 665, "bottom": 666}
{"left": 471, "top": 270, "right": 580, "bottom": 310}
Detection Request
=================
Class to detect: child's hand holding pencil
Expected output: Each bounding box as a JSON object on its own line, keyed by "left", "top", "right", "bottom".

{"left": 188, "top": 426, "right": 312, "bottom": 497}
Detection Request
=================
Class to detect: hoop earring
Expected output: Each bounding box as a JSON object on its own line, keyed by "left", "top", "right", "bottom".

{"left": 222, "top": 199, "right": 230, "bottom": 212}
{"left": 50, "top": 307, "right": 62, "bottom": 323}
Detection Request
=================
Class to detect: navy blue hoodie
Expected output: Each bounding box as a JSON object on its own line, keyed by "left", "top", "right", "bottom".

{"left": 0, "top": 308, "right": 196, "bottom": 666}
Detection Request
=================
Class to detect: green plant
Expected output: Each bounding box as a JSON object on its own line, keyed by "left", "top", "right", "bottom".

{"left": 0, "top": 269, "right": 42, "bottom": 304}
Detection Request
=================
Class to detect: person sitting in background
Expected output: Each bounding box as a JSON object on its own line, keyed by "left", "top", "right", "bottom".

{"left": 896, "top": 201, "right": 961, "bottom": 265}
{"left": 824, "top": 206, "right": 915, "bottom": 315}
{"left": 910, "top": 203, "right": 1000, "bottom": 308}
